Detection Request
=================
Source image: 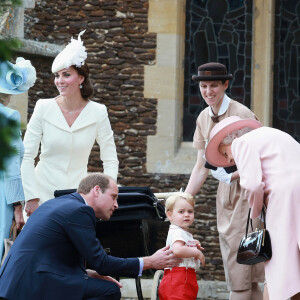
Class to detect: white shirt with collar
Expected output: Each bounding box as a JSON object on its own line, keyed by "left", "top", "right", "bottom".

{"left": 208, "top": 93, "right": 231, "bottom": 117}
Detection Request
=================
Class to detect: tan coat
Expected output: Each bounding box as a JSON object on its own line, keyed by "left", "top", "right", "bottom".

{"left": 193, "top": 99, "right": 265, "bottom": 290}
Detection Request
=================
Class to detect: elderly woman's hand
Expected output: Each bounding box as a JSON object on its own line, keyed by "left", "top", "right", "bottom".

{"left": 14, "top": 205, "right": 25, "bottom": 230}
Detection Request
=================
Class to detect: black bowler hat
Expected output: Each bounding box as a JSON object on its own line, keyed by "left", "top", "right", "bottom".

{"left": 192, "top": 62, "right": 233, "bottom": 81}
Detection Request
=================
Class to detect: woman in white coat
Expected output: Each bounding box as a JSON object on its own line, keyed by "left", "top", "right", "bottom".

{"left": 21, "top": 31, "right": 119, "bottom": 217}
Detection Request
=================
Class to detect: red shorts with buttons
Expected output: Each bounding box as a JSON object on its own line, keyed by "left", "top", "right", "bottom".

{"left": 158, "top": 267, "right": 198, "bottom": 300}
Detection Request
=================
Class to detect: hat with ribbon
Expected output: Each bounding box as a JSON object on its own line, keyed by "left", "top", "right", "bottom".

{"left": 205, "top": 116, "right": 262, "bottom": 167}
{"left": 192, "top": 62, "right": 233, "bottom": 82}
{"left": 0, "top": 57, "right": 36, "bottom": 95}
{"left": 52, "top": 30, "right": 87, "bottom": 73}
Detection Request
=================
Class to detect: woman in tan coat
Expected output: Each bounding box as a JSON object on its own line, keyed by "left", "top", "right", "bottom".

{"left": 185, "top": 62, "right": 264, "bottom": 300}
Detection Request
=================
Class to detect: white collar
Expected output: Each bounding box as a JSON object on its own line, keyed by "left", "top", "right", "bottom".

{"left": 169, "top": 224, "right": 189, "bottom": 232}
{"left": 208, "top": 94, "right": 231, "bottom": 117}
{"left": 80, "top": 194, "right": 88, "bottom": 205}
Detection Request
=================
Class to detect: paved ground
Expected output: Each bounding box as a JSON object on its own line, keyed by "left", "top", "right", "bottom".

{"left": 120, "top": 279, "right": 268, "bottom": 300}
{"left": 120, "top": 279, "right": 230, "bottom": 300}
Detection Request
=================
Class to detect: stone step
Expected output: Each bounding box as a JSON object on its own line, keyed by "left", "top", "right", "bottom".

{"left": 120, "top": 279, "right": 230, "bottom": 300}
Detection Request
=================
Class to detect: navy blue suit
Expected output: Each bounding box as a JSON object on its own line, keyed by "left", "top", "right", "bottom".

{"left": 0, "top": 193, "right": 139, "bottom": 300}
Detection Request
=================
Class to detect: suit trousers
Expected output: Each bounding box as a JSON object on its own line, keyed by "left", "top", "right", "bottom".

{"left": 84, "top": 277, "right": 121, "bottom": 300}
{"left": 0, "top": 278, "right": 121, "bottom": 300}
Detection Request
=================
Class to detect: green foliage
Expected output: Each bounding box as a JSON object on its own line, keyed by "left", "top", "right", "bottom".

{"left": 0, "top": 112, "right": 18, "bottom": 171}
{"left": 0, "top": 0, "right": 23, "bottom": 61}
{"left": 0, "top": 38, "right": 22, "bottom": 62}
{"left": 0, "top": 0, "right": 22, "bottom": 6}
{"left": 0, "top": 0, "right": 22, "bottom": 171}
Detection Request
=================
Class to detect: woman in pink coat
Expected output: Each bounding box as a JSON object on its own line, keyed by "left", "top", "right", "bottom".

{"left": 205, "top": 116, "right": 300, "bottom": 300}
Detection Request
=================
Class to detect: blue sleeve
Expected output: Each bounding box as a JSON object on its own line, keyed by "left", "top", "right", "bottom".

{"left": 3, "top": 110, "right": 25, "bottom": 204}
{"left": 65, "top": 206, "right": 140, "bottom": 277}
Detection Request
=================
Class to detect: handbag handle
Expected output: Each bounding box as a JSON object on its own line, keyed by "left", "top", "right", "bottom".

{"left": 245, "top": 207, "right": 266, "bottom": 235}
{"left": 9, "top": 220, "right": 18, "bottom": 241}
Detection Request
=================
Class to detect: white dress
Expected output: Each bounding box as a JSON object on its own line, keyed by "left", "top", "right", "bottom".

{"left": 21, "top": 98, "right": 118, "bottom": 204}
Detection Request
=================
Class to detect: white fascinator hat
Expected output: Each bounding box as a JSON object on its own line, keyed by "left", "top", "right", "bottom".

{"left": 52, "top": 30, "right": 87, "bottom": 73}
{"left": 0, "top": 57, "right": 36, "bottom": 95}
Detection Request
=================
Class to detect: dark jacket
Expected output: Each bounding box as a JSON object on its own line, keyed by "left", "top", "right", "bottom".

{"left": 0, "top": 193, "right": 139, "bottom": 300}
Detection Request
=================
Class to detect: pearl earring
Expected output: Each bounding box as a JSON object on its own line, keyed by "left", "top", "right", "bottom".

{"left": 79, "top": 84, "right": 82, "bottom": 89}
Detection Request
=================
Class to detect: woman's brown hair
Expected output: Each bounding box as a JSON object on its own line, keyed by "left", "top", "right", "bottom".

{"left": 74, "top": 63, "right": 94, "bottom": 100}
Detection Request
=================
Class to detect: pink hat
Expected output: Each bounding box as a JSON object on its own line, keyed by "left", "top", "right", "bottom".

{"left": 205, "top": 116, "right": 262, "bottom": 167}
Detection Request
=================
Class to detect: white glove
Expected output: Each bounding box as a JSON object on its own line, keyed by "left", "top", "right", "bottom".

{"left": 211, "top": 167, "right": 232, "bottom": 184}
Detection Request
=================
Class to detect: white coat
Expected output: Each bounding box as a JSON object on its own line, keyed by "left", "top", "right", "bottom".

{"left": 21, "top": 98, "right": 118, "bottom": 204}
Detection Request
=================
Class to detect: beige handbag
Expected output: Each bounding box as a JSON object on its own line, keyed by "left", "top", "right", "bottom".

{"left": 1, "top": 220, "right": 17, "bottom": 266}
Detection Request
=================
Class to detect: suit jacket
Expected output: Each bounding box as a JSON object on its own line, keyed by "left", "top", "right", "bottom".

{"left": 21, "top": 98, "right": 119, "bottom": 204}
{"left": 0, "top": 193, "right": 139, "bottom": 300}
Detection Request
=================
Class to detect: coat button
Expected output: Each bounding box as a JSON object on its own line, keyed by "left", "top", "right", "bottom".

{"left": 84, "top": 275, "right": 89, "bottom": 280}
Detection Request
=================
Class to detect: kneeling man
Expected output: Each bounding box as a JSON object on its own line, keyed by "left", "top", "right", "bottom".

{"left": 0, "top": 173, "right": 180, "bottom": 300}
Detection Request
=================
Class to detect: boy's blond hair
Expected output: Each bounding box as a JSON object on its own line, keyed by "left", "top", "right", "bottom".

{"left": 165, "top": 192, "right": 195, "bottom": 214}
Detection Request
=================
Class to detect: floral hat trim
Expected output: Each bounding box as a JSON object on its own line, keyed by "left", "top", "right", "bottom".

{"left": 0, "top": 57, "right": 36, "bottom": 95}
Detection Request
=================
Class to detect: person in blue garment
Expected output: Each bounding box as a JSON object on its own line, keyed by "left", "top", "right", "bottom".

{"left": 0, "top": 57, "right": 36, "bottom": 262}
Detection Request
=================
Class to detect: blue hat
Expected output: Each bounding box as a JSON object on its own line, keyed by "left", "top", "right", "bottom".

{"left": 0, "top": 57, "right": 36, "bottom": 95}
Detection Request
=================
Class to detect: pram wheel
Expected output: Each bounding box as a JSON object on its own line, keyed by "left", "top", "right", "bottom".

{"left": 151, "top": 270, "right": 164, "bottom": 300}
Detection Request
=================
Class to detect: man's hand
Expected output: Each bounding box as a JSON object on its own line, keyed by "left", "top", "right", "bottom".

{"left": 86, "top": 269, "right": 122, "bottom": 288}
{"left": 142, "top": 245, "right": 182, "bottom": 270}
{"left": 25, "top": 198, "right": 39, "bottom": 217}
{"left": 14, "top": 205, "right": 25, "bottom": 230}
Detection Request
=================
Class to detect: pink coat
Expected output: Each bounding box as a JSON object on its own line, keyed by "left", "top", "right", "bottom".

{"left": 232, "top": 127, "right": 300, "bottom": 300}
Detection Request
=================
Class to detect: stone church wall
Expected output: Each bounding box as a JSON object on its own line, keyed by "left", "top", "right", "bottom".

{"left": 22, "top": 0, "right": 223, "bottom": 281}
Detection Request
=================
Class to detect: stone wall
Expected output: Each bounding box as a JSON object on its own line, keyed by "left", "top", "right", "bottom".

{"left": 22, "top": 0, "right": 224, "bottom": 282}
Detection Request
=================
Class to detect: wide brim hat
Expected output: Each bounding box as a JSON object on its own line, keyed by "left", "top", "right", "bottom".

{"left": 205, "top": 116, "right": 262, "bottom": 167}
{"left": 52, "top": 30, "right": 87, "bottom": 73}
{"left": 0, "top": 58, "right": 36, "bottom": 95}
{"left": 192, "top": 62, "right": 233, "bottom": 81}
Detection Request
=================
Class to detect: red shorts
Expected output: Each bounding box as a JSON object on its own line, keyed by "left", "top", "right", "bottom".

{"left": 158, "top": 267, "right": 198, "bottom": 300}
